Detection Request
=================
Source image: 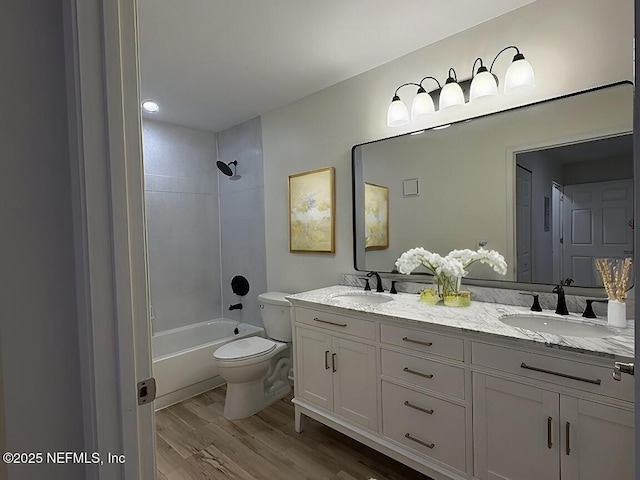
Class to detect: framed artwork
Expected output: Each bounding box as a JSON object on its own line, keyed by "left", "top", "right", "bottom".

{"left": 364, "top": 182, "right": 389, "bottom": 250}
{"left": 288, "top": 167, "right": 335, "bottom": 252}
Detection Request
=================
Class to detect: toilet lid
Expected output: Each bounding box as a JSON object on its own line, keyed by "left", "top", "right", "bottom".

{"left": 213, "top": 337, "right": 276, "bottom": 361}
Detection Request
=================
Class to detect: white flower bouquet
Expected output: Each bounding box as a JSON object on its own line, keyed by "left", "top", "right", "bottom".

{"left": 395, "top": 247, "right": 508, "bottom": 305}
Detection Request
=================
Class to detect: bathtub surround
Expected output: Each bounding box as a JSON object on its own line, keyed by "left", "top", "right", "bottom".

{"left": 143, "top": 120, "right": 221, "bottom": 333}
{"left": 217, "top": 117, "right": 268, "bottom": 328}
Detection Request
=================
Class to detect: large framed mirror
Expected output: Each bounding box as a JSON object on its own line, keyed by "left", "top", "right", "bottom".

{"left": 352, "top": 82, "right": 633, "bottom": 289}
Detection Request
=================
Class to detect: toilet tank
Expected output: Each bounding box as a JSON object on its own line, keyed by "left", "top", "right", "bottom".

{"left": 258, "top": 292, "right": 292, "bottom": 342}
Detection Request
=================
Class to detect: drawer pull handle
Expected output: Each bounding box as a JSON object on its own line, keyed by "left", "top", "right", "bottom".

{"left": 404, "top": 433, "right": 434, "bottom": 449}
{"left": 313, "top": 317, "right": 347, "bottom": 327}
{"left": 402, "top": 336, "right": 432, "bottom": 347}
{"left": 324, "top": 350, "right": 330, "bottom": 370}
{"left": 403, "top": 367, "right": 434, "bottom": 379}
{"left": 332, "top": 353, "right": 337, "bottom": 372}
{"left": 520, "top": 362, "right": 601, "bottom": 385}
{"left": 565, "top": 422, "right": 571, "bottom": 456}
{"left": 547, "top": 416, "right": 552, "bottom": 449}
{"left": 404, "top": 400, "right": 434, "bottom": 415}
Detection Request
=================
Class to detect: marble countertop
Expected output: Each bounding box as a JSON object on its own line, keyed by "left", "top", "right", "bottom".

{"left": 287, "top": 285, "right": 634, "bottom": 361}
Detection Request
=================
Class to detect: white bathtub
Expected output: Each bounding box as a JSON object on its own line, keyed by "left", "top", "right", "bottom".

{"left": 152, "top": 319, "right": 264, "bottom": 410}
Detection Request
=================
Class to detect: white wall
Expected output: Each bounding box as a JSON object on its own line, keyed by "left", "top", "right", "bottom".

{"left": 261, "top": 0, "right": 634, "bottom": 293}
{"left": 143, "top": 120, "right": 221, "bottom": 333}
{"left": 0, "top": 1, "right": 85, "bottom": 478}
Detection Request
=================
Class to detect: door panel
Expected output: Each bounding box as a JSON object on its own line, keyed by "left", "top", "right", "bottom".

{"left": 563, "top": 179, "right": 633, "bottom": 286}
{"left": 473, "top": 374, "right": 559, "bottom": 480}
{"left": 332, "top": 337, "right": 377, "bottom": 430}
{"left": 296, "top": 328, "right": 333, "bottom": 409}
{"left": 561, "top": 396, "right": 634, "bottom": 480}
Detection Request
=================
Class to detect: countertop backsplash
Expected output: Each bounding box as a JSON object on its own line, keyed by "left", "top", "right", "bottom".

{"left": 340, "top": 273, "right": 634, "bottom": 320}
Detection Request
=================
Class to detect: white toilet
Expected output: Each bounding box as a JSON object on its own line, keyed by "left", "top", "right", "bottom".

{"left": 213, "top": 292, "right": 292, "bottom": 420}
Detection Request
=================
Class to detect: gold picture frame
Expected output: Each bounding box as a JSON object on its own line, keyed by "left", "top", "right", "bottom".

{"left": 288, "top": 167, "right": 335, "bottom": 252}
{"left": 364, "top": 182, "right": 389, "bottom": 250}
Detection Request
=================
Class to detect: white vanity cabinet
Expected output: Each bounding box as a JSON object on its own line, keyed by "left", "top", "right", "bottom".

{"left": 294, "top": 307, "right": 378, "bottom": 432}
{"left": 290, "top": 292, "right": 634, "bottom": 480}
{"left": 472, "top": 342, "right": 634, "bottom": 480}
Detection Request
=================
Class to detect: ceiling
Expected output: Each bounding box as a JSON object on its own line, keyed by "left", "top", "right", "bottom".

{"left": 137, "top": 0, "right": 537, "bottom": 133}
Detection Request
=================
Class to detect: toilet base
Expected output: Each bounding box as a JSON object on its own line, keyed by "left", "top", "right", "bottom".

{"left": 223, "top": 379, "right": 291, "bottom": 420}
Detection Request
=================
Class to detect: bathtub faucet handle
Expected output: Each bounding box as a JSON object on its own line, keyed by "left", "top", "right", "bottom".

{"left": 229, "top": 303, "right": 243, "bottom": 311}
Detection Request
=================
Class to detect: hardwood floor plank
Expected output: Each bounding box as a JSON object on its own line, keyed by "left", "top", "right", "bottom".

{"left": 157, "top": 385, "right": 434, "bottom": 480}
{"left": 206, "top": 416, "right": 331, "bottom": 480}
{"left": 156, "top": 433, "right": 190, "bottom": 476}
{"left": 156, "top": 408, "right": 212, "bottom": 459}
{"left": 330, "top": 471, "right": 360, "bottom": 480}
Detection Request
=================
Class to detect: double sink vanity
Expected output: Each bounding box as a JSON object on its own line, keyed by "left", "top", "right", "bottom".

{"left": 288, "top": 285, "right": 634, "bottom": 480}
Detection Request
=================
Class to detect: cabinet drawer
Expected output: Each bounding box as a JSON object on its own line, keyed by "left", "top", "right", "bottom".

{"left": 295, "top": 307, "right": 376, "bottom": 340}
{"left": 381, "top": 349, "right": 465, "bottom": 399}
{"left": 472, "top": 342, "right": 633, "bottom": 402}
{"left": 382, "top": 381, "right": 466, "bottom": 472}
{"left": 381, "top": 323, "right": 463, "bottom": 361}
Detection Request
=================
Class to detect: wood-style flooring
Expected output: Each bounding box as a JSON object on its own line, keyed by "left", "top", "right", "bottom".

{"left": 156, "top": 386, "right": 433, "bottom": 480}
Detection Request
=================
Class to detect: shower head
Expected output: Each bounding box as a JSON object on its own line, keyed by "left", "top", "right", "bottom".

{"left": 216, "top": 160, "right": 237, "bottom": 177}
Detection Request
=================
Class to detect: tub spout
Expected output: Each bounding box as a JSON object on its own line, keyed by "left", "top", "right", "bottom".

{"left": 229, "top": 303, "right": 243, "bottom": 310}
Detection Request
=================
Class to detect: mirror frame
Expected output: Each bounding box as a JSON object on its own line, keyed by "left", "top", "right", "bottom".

{"left": 351, "top": 81, "right": 634, "bottom": 294}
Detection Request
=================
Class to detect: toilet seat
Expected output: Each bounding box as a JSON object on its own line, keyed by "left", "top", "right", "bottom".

{"left": 214, "top": 337, "right": 276, "bottom": 362}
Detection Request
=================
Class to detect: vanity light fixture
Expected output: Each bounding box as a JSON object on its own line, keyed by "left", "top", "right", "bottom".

{"left": 386, "top": 45, "right": 535, "bottom": 126}
{"left": 411, "top": 77, "right": 441, "bottom": 120}
{"left": 439, "top": 68, "right": 465, "bottom": 110}
{"left": 142, "top": 99, "right": 160, "bottom": 113}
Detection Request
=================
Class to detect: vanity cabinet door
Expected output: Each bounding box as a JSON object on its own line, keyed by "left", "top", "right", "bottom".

{"left": 295, "top": 327, "right": 378, "bottom": 430}
{"left": 296, "top": 327, "right": 334, "bottom": 410}
{"left": 332, "top": 337, "right": 378, "bottom": 431}
{"left": 560, "top": 396, "right": 634, "bottom": 480}
{"left": 473, "top": 373, "right": 560, "bottom": 480}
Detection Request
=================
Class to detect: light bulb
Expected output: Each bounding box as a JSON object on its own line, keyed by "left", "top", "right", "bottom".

{"left": 410, "top": 89, "right": 435, "bottom": 119}
{"left": 470, "top": 69, "right": 498, "bottom": 101}
{"left": 504, "top": 54, "right": 535, "bottom": 94}
{"left": 439, "top": 81, "right": 465, "bottom": 110}
{"left": 387, "top": 96, "right": 410, "bottom": 127}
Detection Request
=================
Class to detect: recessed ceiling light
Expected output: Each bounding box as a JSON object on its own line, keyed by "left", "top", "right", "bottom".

{"left": 410, "top": 130, "right": 426, "bottom": 136}
{"left": 432, "top": 124, "right": 451, "bottom": 130}
{"left": 142, "top": 100, "right": 160, "bottom": 113}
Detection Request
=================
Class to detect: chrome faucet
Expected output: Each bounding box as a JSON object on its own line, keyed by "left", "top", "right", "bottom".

{"left": 552, "top": 284, "right": 569, "bottom": 315}
{"left": 366, "top": 271, "right": 384, "bottom": 293}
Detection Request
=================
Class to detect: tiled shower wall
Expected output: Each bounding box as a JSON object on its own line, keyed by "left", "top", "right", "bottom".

{"left": 143, "top": 120, "right": 221, "bottom": 333}
{"left": 217, "top": 117, "right": 268, "bottom": 328}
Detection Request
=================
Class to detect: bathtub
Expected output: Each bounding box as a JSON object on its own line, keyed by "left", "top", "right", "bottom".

{"left": 152, "top": 319, "right": 264, "bottom": 410}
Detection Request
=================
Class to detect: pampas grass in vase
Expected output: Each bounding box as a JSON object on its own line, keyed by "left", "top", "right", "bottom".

{"left": 595, "top": 257, "right": 632, "bottom": 327}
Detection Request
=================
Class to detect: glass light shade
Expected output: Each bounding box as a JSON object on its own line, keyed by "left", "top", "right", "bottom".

{"left": 504, "top": 58, "right": 535, "bottom": 94}
{"left": 439, "top": 82, "right": 465, "bottom": 110}
{"left": 470, "top": 71, "right": 498, "bottom": 101}
{"left": 387, "top": 98, "right": 410, "bottom": 127}
{"left": 410, "top": 91, "right": 435, "bottom": 119}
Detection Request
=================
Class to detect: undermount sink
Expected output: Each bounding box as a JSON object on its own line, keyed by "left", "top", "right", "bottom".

{"left": 499, "top": 314, "right": 616, "bottom": 338}
{"left": 331, "top": 293, "right": 393, "bottom": 305}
